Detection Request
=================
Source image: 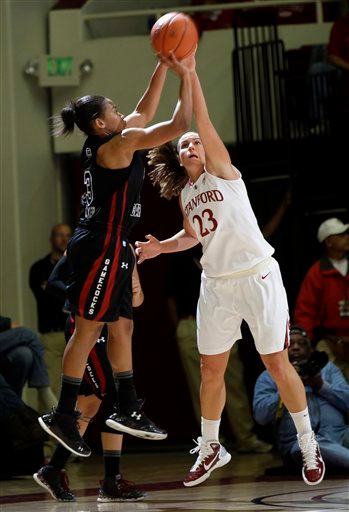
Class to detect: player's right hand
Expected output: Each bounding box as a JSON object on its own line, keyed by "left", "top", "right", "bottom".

{"left": 135, "top": 234, "right": 162, "bottom": 264}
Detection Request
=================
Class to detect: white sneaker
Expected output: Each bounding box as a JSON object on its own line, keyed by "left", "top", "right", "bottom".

{"left": 183, "top": 437, "right": 231, "bottom": 487}
{"left": 298, "top": 431, "right": 325, "bottom": 485}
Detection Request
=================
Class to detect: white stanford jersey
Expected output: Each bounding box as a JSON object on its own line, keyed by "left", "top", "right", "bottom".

{"left": 181, "top": 168, "right": 274, "bottom": 277}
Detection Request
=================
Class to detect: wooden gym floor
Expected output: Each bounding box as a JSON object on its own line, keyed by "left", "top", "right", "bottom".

{"left": 0, "top": 443, "right": 348, "bottom": 512}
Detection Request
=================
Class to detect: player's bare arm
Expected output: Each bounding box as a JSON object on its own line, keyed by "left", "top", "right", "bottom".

{"left": 135, "top": 229, "right": 198, "bottom": 264}
{"left": 125, "top": 61, "right": 169, "bottom": 129}
{"left": 191, "top": 72, "right": 238, "bottom": 180}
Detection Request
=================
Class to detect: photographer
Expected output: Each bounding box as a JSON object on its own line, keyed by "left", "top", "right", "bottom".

{"left": 253, "top": 325, "right": 349, "bottom": 473}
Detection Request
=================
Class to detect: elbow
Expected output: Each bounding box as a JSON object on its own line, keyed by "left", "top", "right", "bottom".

{"left": 253, "top": 408, "right": 270, "bottom": 426}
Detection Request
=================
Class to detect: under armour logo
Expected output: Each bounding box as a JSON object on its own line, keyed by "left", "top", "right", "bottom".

{"left": 77, "top": 446, "right": 84, "bottom": 452}
{"left": 131, "top": 411, "right": 141, "bottom": 421}
{"left": 121, "top": 262, "right": 128, "bottom": 269}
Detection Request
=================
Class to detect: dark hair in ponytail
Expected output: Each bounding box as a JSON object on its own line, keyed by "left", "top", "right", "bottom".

{"left": 51, "top": 95, "right": 106, "bottom": 137}
{"left": 147, "top": 142, "right": 188, "bottom": 200}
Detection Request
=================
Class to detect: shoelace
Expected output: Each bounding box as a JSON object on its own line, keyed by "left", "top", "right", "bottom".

{"left": 300, "top": 433, "right": 318, "bottom": 470}
{"left": 189, "top": 437, "right": 212, "bottom": 469}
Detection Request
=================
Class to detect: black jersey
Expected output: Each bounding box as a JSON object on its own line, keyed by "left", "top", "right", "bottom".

{"left": 65, "top": 135, "right": 143, "bottom": 322}
{"left": 78, "top": 135, "right": 144, "bottom": 237}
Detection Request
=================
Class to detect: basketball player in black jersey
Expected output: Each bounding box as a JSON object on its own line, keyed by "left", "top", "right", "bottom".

{"left": 38, "top": 53, "right": 195, "bottom": 457}
{"left": 34, "top": 254, "right": 146, "bottom": 502}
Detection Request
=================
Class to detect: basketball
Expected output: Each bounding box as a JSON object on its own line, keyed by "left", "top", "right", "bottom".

{"left": 150, "top": 12, "right": 198, "bottom": 61}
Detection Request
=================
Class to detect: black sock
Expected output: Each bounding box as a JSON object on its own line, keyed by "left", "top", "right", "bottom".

{"left": 49, "top": 443, "right": 71, "bottom": 470}
{"left": 103, "top": 450, "right": 121, "bottom": 479}
{"left": 56, "top": 375, "right": 82, "bottom": 414}
{"left": 113, "top": 371, "right": 138, "bottom": 410}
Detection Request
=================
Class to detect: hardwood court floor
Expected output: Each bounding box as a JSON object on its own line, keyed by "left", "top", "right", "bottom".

{"left": 0, "top": 446, "right": 348, "bottom": 511}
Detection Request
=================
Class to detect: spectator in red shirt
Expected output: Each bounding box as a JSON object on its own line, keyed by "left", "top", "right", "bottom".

{"left": 293, "top": 217, "right": 349, "bottom": 382}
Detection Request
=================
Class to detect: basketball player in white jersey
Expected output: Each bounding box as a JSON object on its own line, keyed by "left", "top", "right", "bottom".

{"left": 135, "top": 66, "right": 325, "bottom": 488}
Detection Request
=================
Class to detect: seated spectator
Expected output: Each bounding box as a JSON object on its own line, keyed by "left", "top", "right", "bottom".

{"left": 0, "top": 315, "right": 57, "bottom": 410}
{"left": 0, "top": 374, "right": 48, "bottom": 479}
{"left": 253, "top": 325, "right": 349, "bottom": 474}
{"left": 293, "top": 217, "right": 349, "bottom": 381}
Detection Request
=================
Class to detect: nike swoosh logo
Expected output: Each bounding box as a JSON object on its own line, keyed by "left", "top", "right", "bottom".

{"left": 203, "top": 451, "right": 220, "bottom": 471}
{"left": 261, "top": 272, "right": 270, "bottom": 280}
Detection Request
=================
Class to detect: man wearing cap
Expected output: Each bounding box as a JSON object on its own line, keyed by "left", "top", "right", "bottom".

{"left": 293, "top": 217, "right": 349, "bottom": 381}
{"left": 253, "top": 325, "right": 349, "bottom": 474}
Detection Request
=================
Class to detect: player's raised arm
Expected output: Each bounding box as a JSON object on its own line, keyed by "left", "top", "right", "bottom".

{"left": 124, "top": 61, "right": 168, "bottom": 129}
{"left": 191, "top": 71, "right": 237, "bottom": 180}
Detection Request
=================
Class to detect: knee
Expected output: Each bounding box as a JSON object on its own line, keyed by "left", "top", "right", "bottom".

{"left": 262, "top": 355, "right": 292, "bottom": 384}
{"left": 200, "top": 359, "right": 225, "bottom": 385}
{"left": 9, "top": 346, "right": 34, "bottom": 371}
{"left": 108, "top": 321, "right": 133, "bottom": 346}
{"left": 17, "top": 326, "right": 42, "bottom": 345}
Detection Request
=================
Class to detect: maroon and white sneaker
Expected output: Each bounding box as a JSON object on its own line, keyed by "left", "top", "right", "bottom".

{"left": 183, "top": 437, "right": 231, "bottom": 487}
{"left": 298, "top": 431, "right": 325, "bottom": 485}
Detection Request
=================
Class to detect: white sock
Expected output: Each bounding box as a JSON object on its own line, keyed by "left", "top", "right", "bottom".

{"left": 289, "top": 407, "right": 312, "bottom": 437}
{"left": 201, "top": 417, "right": 221, "bottom": 443}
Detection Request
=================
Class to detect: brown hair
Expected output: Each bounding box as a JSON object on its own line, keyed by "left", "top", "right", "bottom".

{"left": 147, "top": 142, "right": 188, "bottom": 200}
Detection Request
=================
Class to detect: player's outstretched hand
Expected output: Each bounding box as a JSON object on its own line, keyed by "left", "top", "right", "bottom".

{"left": 159, "top": 51, "right": 191, "bottom": 77}
{"left": 135, "top": 234, "right": 162, "bottom": 264}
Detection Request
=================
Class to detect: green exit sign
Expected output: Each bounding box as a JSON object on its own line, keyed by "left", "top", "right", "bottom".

{"left": 39, "top": 55, "right": 80, "bottom": 87}
{"left": 47, "top": 56, "right": 73, "bottom": 77}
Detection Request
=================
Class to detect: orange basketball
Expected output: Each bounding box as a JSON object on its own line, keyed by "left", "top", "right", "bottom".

{"left": 150, "top": 12, "right": 198, "bottom": 61}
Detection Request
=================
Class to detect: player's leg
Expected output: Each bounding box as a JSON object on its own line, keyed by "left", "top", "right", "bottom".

{"left": 34, "top": 394, "right": 100, "bottom": 501}
{"left": 38, "top": 317, "right": 104, "bottom": 457}
{"left": 261, "top": 350, "right": 325, "bottom": 485}
{"left": 97, "top": 430, "right": 146, "bottom": 502}
{"left": 248, "top": 259, "right": 325, "bottom": 486}
{"left": 105, "top": 317, "right": 167, "bottom": 440}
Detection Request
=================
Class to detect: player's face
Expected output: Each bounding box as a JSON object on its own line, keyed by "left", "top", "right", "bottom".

{"left": 100, "top": 99, "right": 126, "bottom": 134}
{"left": 178, "top": 132, "right": 205, "bottom": 168}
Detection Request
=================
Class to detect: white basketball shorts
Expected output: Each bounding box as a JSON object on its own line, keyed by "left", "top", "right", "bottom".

{"left": 196, "top": 257, "right": 290, "bottom": 355}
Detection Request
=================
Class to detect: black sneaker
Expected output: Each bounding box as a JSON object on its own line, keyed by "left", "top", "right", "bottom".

{"left": 38, "top": 409, "right": 91, "bottom": 457}
{"left": 97, "top": 475, "right": 146, "bottom": 502}
{"left": 33, "top": 465, "right": 76, "bottom": 502}
{"left": 105, "top": 404, "right": 167, "bottom": 440}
